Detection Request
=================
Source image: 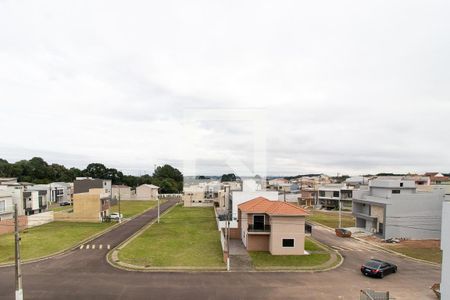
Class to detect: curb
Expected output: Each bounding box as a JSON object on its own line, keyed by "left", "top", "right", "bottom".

{"left": 0, "top": 200, "right": 163, "bottom": 268}
{"left": 309, "top": 221, "right": 441, "bottom": 267}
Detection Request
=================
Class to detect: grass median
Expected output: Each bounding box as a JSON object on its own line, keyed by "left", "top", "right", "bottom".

{"left": 249, "top": 237, "right": 332, "bottom": 269}
{"left": 110, "top": 200, "right": 161, "bottom": 218}
{"left": 0, "top": 221, "right": 112, "bottom": 264}
{"left": 118, "top": 205, "right": 224, "bottom": 268}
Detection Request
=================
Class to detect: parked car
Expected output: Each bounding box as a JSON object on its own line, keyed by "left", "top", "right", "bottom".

{"left": 335, "top": 228, "right": 352, "bottom": 238}
{"left": 109, "top": 213, "right": 123, "bottom": 221}
{"left": 59, "top": 201, "right": 72, "bottom": 206}
{"left": 361, "top": 259, "right": 397, "bottom": 278}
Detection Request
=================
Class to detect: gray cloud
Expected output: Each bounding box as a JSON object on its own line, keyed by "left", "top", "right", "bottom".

{"left": 0, "top": 0, "right": 449, "bottom": 176}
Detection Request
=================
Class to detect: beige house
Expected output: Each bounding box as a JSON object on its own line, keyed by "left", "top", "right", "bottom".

{"left": 55, "top": 188, "right": 110, "bottom": 223}
{"left": 135, "top": 184, "right": 159, "bottom": 200}
{"left": 112, "top": 185, "right": 132, "bottom": 200}
{"left": 238, "top": 197, "right": 308, "bottom": 255}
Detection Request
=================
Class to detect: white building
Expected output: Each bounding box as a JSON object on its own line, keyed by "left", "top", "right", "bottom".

{"left": 441, "top": 193, "right": 450, "bottom": 299}
{"left": 135, "top": 184, "right": 159, "bottom": 200}
{"left": 318, "top": 184, "right": 354, "bottom": 210}
{"left": 228, "top": 179, "right": 279, "bottom": 228}
{"left": 352, "top": 177, "right": 446, "bottom": 239}
{"left": 0, "top": 189, "right": 14, "bottom": 220}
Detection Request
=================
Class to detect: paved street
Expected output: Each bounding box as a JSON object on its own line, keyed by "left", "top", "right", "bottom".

{"left": 0, "top": 202, "right": 441, "bottom": 300}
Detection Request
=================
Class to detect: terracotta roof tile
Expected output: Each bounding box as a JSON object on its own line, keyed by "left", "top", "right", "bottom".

{"left": 238, "top": 197, "right": 308, "bottom": 216}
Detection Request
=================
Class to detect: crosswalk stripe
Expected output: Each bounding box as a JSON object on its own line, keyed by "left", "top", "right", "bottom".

{"left": 80, "top": 245, "right": 84, "bottom": 250}
{"left": 86, "top": 245, "right": 90, "bottom": 250}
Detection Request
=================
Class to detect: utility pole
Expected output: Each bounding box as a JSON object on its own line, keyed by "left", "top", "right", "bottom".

{"left": 226, "top": 211, "right": 230, "bottom": 271}
{"left": 338, "top": 199, "right": 342, "bottom": 229}
{"left": 157, "top": 195, "right": 160, "bottom": 224}
{"left": 118, "top": 189, "right": 122, "bottom": 223}
{"left": 14, "top": 203, "right": 23, "bottom": 300}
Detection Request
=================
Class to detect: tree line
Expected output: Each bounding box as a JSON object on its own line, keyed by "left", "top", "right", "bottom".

{"left": 0, "top": 157, "right": 183, "bottom": 193}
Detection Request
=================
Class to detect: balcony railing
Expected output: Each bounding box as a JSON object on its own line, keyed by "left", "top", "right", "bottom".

{"left": 248, "top": 224, "right": 271, "bottom": 232}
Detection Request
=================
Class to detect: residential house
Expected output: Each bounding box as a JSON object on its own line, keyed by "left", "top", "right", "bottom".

{"left": 318, "top": 184, "right": 353, "bottom": 210}
{"left": 0, "top": 190, "right": 14, "bottom": 221}
{"left": 441, "top": 193, "right": 450, "bottom": 299}
{"left": 135, "top": 184, "right": 159, "bottom": 200}
{"left": 71, "top": 189, "right": 111, "bottom": 222}
{"left": 425, "top": 172, "right": 450, "bottom": 185}
{"left": 49, "top": 182, "right": 73, "bottom": 203}
{"left": 352, "top": 177, "right": 445, "bottom": 239}
{"left": 22, "top": 190, "right": 48, "bottom": 215}
{"left": 183, "top": 181, "right": 223, "bottom": 207}
{"left": 74, "top": 177, "right": 112, "bottom": 195}
{"left": 298, "top": 176, "right": 332, "bottom": 206}
{"left": 112, "top": 185, "right": 132, "bottom": 200}
{"left": 238, "top": 197, "right": 308, "bottom": 255}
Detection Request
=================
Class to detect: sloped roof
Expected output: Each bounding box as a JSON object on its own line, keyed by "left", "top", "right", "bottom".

{"left": 139, "top": 184, "right": 160, "bottom": 189}
{"left": 238, "top": 197, "right": 308, "bottom": 216}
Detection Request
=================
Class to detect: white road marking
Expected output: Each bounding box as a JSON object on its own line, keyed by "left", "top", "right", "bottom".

{"left": 107, "top": 245, "right": 110, "bottom": 250}
{"left": 86, "top": 245, "right": 90, "bottom": 250}
{"left": 92, "top": 244, "right": 96, "bottom": 250}
{"left": 80, "top": 245, "right": 84, "bottom": 250}
{"left": 99, "top": 244, "right": 103, "bottom": 250}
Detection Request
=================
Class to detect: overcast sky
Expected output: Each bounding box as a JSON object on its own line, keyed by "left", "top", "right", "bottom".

{"left": 1, "top": 1, "right": 449, "bottom": 176}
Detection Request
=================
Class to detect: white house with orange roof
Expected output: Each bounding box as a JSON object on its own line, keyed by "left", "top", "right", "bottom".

{"left": 238, "top": 197, "right": 308, "bottom": 255}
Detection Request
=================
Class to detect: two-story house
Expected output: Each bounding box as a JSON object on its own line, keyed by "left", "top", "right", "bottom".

{"left": 318, "top": 184, "right": 353, "bottom": 210}
{"left": 238, "top": 197, "right": 308, "bottom": 255}
{"left": 352, "top": 177, "right": 445, "bottom": 240}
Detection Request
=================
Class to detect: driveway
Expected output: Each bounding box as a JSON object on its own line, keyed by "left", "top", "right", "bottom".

{"left": 0, "top": 204, "right": 441, "bottom": 300}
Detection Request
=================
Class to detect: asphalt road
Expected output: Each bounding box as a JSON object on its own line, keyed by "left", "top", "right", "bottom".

{"left": 0, "top": 202, "right": 441, "bottom": 300}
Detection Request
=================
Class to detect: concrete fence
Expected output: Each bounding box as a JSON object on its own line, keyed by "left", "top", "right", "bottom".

{"left": 27, "top": 211, "right": 54, "bottom": 227}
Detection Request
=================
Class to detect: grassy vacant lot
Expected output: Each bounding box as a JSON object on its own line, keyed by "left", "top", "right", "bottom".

{"left": 0, "top": 221, "right": 112, "bottom": 264}
{"left": 118, "top": 205, "right": 224, "bottom": 268}
{"left": 384, "top": 240, "right": 442, "bottom": 264}
{"left": 306, "top": 210, "right": 355, "bottom": 228}
{"left": 110, "top": 200, "right": 160, "bottom": 218}
{"left": 249, "top": 238, "right": 331, "bottom": 268}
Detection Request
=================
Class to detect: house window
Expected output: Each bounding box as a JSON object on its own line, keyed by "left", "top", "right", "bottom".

{"left": 400, "top": 182, "right": 404, "bottom": 187}
{"left": 282, "top": 239, "right": 295, "bottom": 247}
{"left": 0, "top": 200, "right": 5, "bottom": 212}
{"left": 333, "top": 191, "right": 340, "bottom": 198}
{"left": 392, "top": 190, "right": 401, "bottom": 194}
{"left": 253, "top": 215, "right": 265, "bottom": 230}
{"left": 319, "top": 191, "right": 325, "bottom": 197}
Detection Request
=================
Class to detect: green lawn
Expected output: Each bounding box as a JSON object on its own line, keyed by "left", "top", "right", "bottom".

{"left": 249, "top": 238, "right": 331, "bottom": 268}
{"left": 118, "top": 205, "right": 224, "bottom": 268}
{"left": 0, "top": 221, "right": 112, "bottom": 264}
{"left": 110, "top": 200, "right": 160, "bottom": 218}
{"left": 306, "top": 211, "right": 355, "bottom": 228}
{"left": 385, "top": 242, "right": 442, "bottom": 264}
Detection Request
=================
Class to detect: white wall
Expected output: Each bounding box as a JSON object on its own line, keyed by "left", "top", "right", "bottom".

{"left": 231, "top": 191, "right": 278, "bottom": 221}
{"left": 442, "top": 197, "right": 450, "bottom": 299}
{"left": 27, "top": 211, "right": 54, "bottom": 227}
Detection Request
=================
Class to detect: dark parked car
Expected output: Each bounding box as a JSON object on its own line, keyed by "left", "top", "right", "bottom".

{"left": 59, "top": 201, "right": 72, "bottom": 206}
{"left": 361, "top": 259, "right": 397, "bottom": 278}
